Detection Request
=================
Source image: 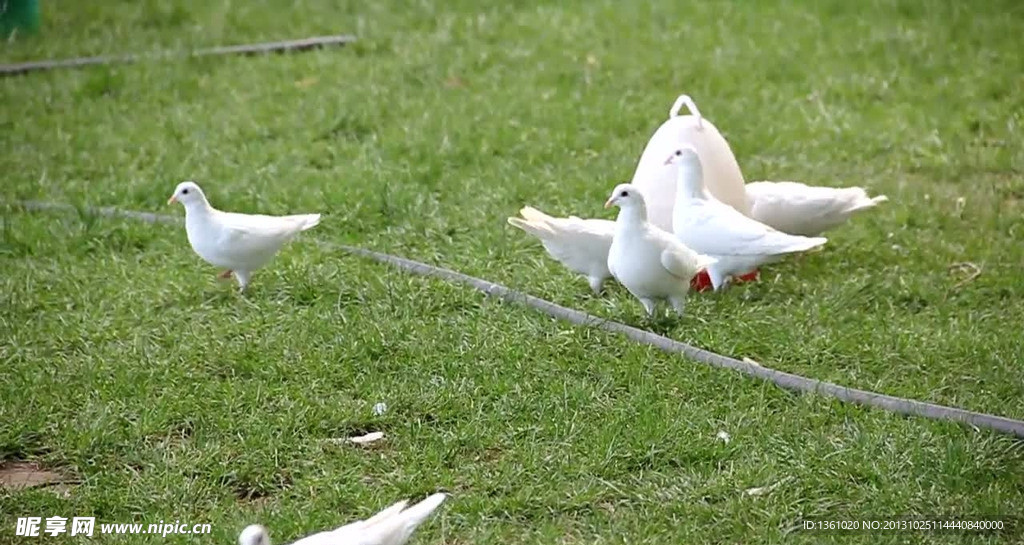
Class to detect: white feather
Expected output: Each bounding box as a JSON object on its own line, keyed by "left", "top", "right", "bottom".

{"left": 669, "top": 149, "right": 826, "bottom": 290}
{"left": 745, "top": 181, "right": 889, "bottom": 236}
{"left": 507, "top": 206, "right": 615, "bottom": 293}
{"left": 605, "top": 184, "right": 715, "bottom": 316}
{"left": 239, "top": 493, "right": 447, "bottom": 545}
{"left": 168, "top": 181, "right": 320, "bottom": 291}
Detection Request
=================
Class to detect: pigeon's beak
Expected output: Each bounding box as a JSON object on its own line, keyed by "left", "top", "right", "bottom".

{"left": 604, "top": 197, "right": 615, "bottom": 209}
{"left": 663, "top": 154, "right": 675, "bottom": 166}
{"left": 167, "top": 195, "right": 177, "bottom": 205}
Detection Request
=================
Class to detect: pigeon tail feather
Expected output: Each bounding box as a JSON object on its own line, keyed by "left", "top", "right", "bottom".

{"left": 518, "top": 206, "right": 555, "bottom": 224}
{"left": 507, "top": 216, "right": 555, "bottom": 237}
{"left": 295, "top": 213, "right": 321, "bottom": 231}
{"left": 396, "top": 493, "right": 447, "bottom": 529}
{"left": 363, "top": 500, "right": 410, "bottom": 527}
{"left": 781, "top": 235, "right": 827, "bottom": 253}
{"left": 365, "top": 493, "right": 447, "bottom": 545}
{"left": 850, "top": 194, "right": 889, "bottom": 212}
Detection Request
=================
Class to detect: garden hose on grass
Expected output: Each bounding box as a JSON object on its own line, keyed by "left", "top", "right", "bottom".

{"left": 16, "top": 199, "right": 1024, "bottom": 440}
{"left": 0, "top": 34, "right": 355, "bottom": 76}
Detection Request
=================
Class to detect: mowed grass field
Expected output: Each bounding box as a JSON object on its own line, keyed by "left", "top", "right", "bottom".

{"left": 3, "top": 0, "right": 1024, "bottom": 543}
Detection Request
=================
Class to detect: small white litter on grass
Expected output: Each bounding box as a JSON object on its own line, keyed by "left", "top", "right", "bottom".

{"left": 348, "top": 431, "right": 385, "bottom": 445}
{"left": 716, "top": 430, "right": 731, "bottom": 444}
{"left": 373, "top": 402, "right": 388, "bottom": 416}
{"left": 744, "top": 476, "right": 793, "bottom": 497}
{"left": 323, "top": 431, "right": 386, "bottom": 446}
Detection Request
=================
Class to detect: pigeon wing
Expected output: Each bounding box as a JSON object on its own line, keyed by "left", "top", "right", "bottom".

{"left": 682, "top": 200, "right": 825, "bottom": 256}
{"left": 746, "top": 181, "right": 887, "bottom": 236}
{"left": 209, "top": 212, "right": 316, "bottom": 265}
{"left": 509, "top": 209, "right": 614, "bottom": 276}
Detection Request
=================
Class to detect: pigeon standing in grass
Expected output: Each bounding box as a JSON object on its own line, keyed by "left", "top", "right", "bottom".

{"left": 605, "top": 183, "right": 715, "bottom": 316}
{"left": 167, "top": 181, "right": 320, "bottom": 291}
{"left": 237, "top": 493, "right": 447, "bottom": 545}
{"left": 507, "top": 206, "right": 615, "bottom": 293}
{"left": 666, "top": 147, "right": 827, "bottom": 291}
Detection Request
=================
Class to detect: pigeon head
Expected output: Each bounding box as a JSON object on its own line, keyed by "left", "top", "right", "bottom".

{"left": 167, "top": 181, "right": 207, "bottom": 207}
{"left": 604, "top": 183, "right": 645, "bottom": 210}
{"left": 662, "top": 146, "right": 700, "bottom": 166}
{"left": 666, "top": 146, "right": 709, "bottom": 199}
{"left": 238, "top": 525, "right": 270, "bottom": 545}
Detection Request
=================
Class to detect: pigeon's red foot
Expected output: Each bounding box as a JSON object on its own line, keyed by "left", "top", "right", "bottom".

{"left": 690, "top": 270, "right": 714, "bottom": 292}
{"left": 689, "top": 268, "right": 761, "bottom": 292}
{"left": 737, "top": 270, "right": 760, "bottom": 282}
{"left": 218, "top": 270, "right": 234, "bottom": 279}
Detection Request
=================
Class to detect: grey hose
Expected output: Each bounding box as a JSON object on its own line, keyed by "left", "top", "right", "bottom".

{"left": 0, "top": 35, "right": 356, "bottom": 77}
{"left": 16, "top": 200, "right": 1024, "bottom": 439}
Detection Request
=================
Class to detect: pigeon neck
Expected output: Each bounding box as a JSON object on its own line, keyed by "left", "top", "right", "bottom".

{"left": 182, "top": 198, "right": 213, "bottom": 216}
{"left": 615, "top": 202, "right": 647, "bottom": 226}
{"left": 675, "top": 159, "right": 711, "bottom": 200}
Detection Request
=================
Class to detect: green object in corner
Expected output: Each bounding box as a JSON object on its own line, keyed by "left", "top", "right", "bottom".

{"left": 0, "top": 0, "right": 41, "bottom": 37}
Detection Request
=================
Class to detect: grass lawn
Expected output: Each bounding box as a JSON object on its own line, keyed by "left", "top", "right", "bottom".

{"left": 3, "top": 0, "right": 1024, "bottom": 543}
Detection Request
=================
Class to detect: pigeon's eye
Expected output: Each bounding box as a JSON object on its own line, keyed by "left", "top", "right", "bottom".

{"left": 675, "top": 150, "right": 683, "bottom": 156}
{"left": 620, "top": 190, "right": 629, "bottom": 197}
{"left": 182, "top": 189, "right": 189, "bottom": 195}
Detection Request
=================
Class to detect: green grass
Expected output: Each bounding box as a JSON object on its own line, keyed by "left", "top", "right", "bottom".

{"left": 3, "top": 0, "right": 1024, "bottom": 543}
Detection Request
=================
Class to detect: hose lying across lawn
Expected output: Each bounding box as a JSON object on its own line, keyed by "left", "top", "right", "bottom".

{"left": 16, "top": 200, "right": 1024, "bottom": 439}
{"left": 0, "top": 35, "right": 356, "bottom": 77}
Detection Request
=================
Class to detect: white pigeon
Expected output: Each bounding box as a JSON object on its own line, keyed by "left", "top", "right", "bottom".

{"left": 605, "top": 183, "right": 715, "bottom": 316}
{"left": 667, "top": 147, "right": 827, "bottom": 291}
{"left": 238, "top": 493, "right": 447, "bottom": 545}
{"left": 507, "top": 206, "right": 615, "bottom": 293}
{"left": 167, "top": 181, "right": 321, "bottom": 291}
{"left": 744, "top": 181, "right": 889, "bottom": 236}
